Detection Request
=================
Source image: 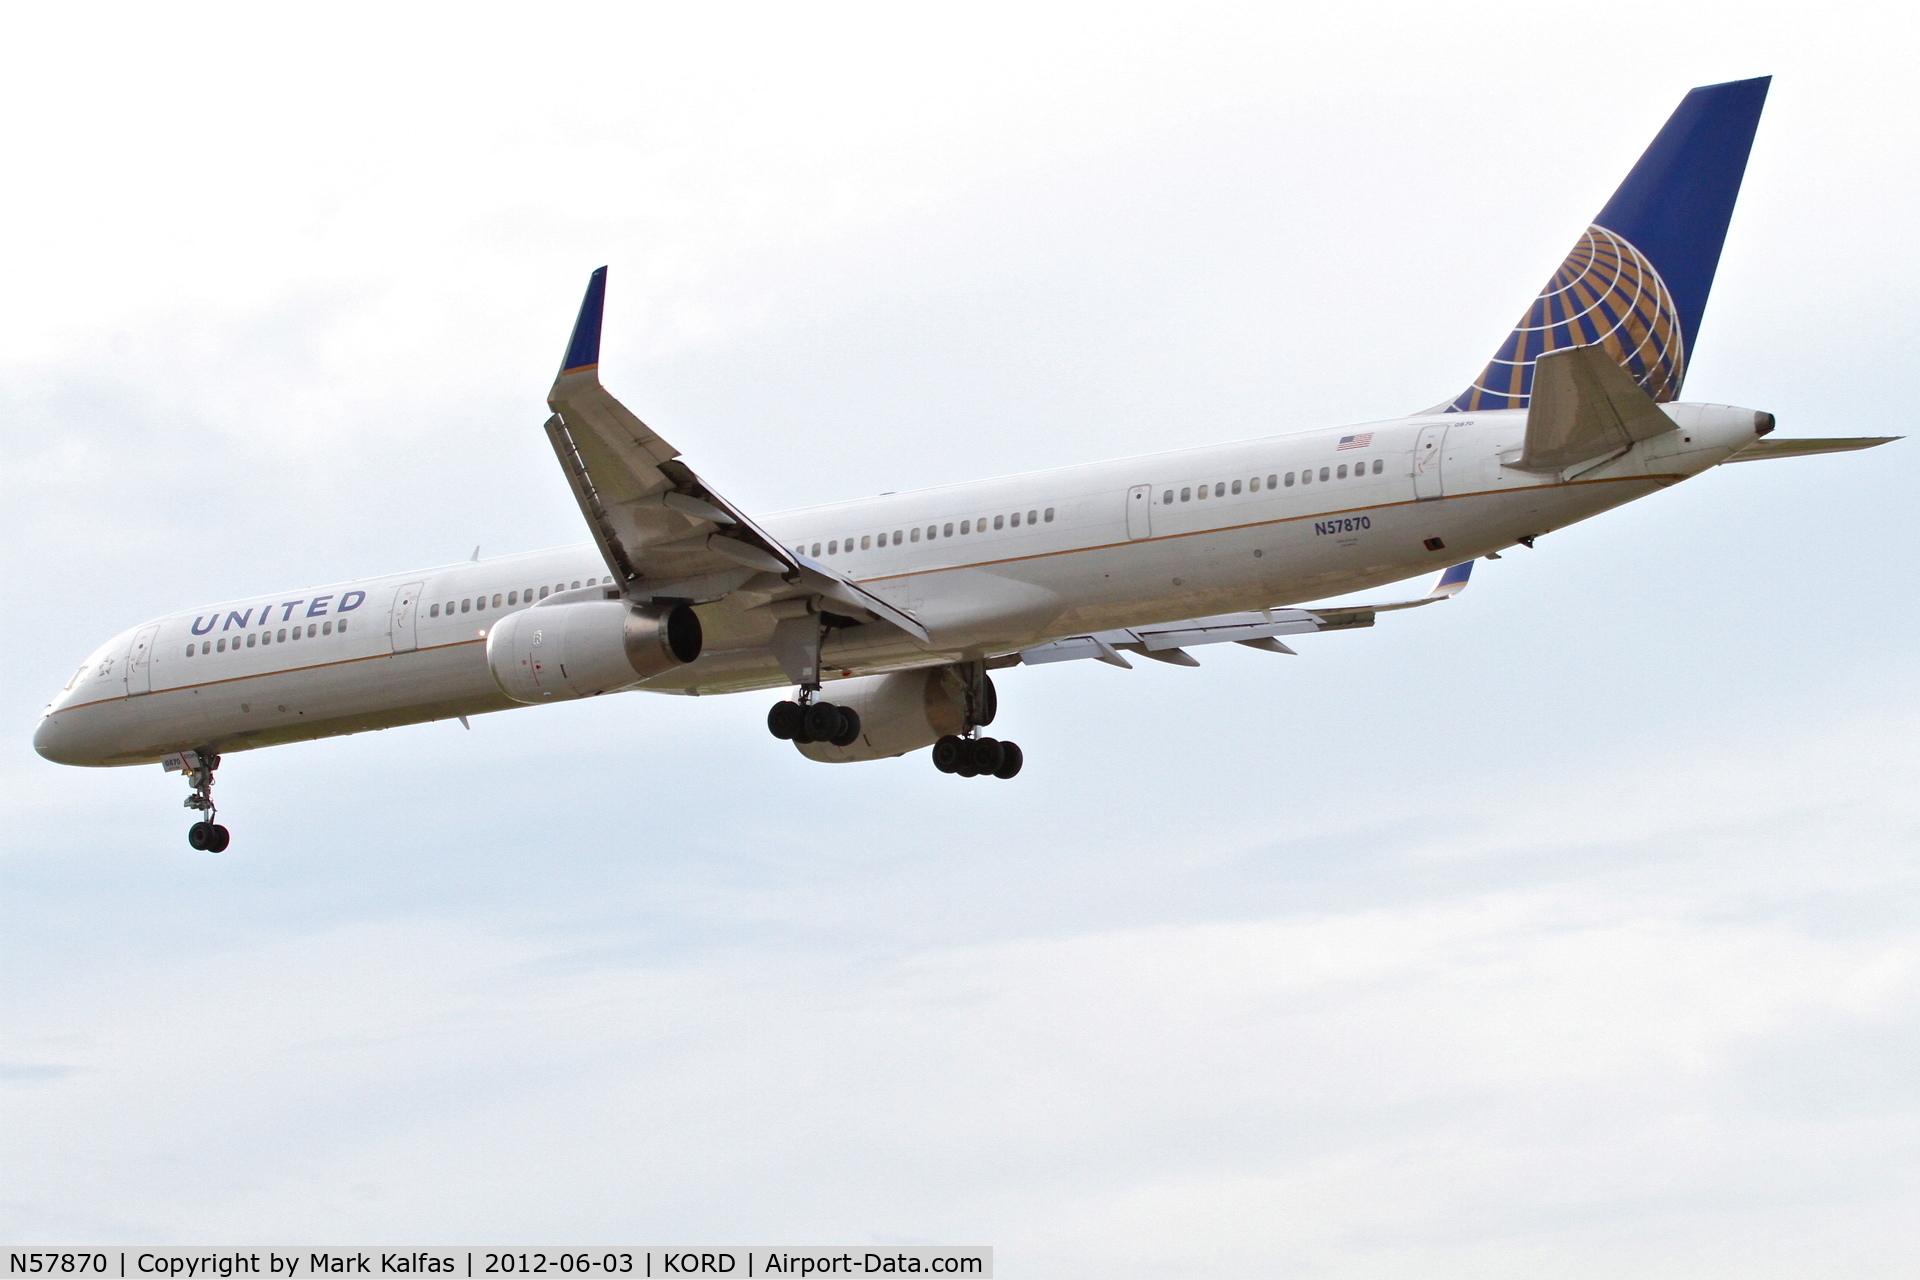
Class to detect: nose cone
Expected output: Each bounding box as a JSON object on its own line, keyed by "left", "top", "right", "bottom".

{"left": 33, "top": 710, "right": 91, "bottom": 766}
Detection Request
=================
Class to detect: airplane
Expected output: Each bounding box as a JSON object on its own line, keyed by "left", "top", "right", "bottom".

{"left": 33, "top": 75, "right": 1896, "bottom": 852}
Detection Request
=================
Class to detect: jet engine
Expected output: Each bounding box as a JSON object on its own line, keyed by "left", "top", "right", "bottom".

{"left": 486, "top": 600, "right": 702, "bottom": 703}
{"left": 793, "top": 667, "right": 977, "bottom": 763}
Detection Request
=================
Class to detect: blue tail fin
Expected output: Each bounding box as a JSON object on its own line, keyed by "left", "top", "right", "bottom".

{"left": 1450, "top": 77, "right": 1770, "bottom": 412}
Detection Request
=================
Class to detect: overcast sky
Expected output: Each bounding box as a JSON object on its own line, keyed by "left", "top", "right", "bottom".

{"left": 4, "top": 2, "right": 1918, "bottom": 1274}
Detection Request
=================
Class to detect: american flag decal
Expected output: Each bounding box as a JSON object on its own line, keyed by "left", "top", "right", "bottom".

{"left": 1337, "top": 432, "right": 1374, "bottom": 450}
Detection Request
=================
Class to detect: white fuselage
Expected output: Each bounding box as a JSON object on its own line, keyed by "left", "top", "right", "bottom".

{"left": 33, "top": 403, "right": 1765, "bottom": 767}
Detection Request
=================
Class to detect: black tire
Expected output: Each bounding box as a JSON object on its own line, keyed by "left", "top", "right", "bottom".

{"left": 992, "top": 741, "right": 1024, "bottom": 779}
{"left": 802, "top": 701, "right": 841, "bottom": 742}
{"left": 830, "top": 706, "right": 861, "bottom": 747}
{"left": 767, "top": 701, "right": 803, "bottom": 740}
{"left": 206, "top": 824, "right": 231, "bottom": 853}
{"left": 969, "top": 737, "right": 1004, "bottom": 774}
{"left": 187, "top": 821, "right": 212, "bottom": 851}
{"left": 932, "top": 735, "right": 964, "bottom": 773}
{"left": 954, "top": 760, "right": 980, "bottom": 777}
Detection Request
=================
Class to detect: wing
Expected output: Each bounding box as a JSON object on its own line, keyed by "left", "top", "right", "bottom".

{"left": 1018, "top": 562, "right": 1474, "bottom": 668}
{"left": 543, "top": 269, "right": 926, "bottom": 642}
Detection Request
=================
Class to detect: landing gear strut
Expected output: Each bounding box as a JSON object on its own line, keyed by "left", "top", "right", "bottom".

{"left": 934, "top": 664, "right": 1022, "bottom": 780}
{"left": 171, "top": 750, "right": 230, "bottom": 852}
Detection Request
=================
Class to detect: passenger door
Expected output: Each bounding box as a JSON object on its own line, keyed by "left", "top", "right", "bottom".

{"left": 389, "top": 581, "right": 426, "bottom": 654}
{"left": 124, "top": 624, "right": 160, "bottom": 696}
{"left": 1126, "top": 484, "right": 1153, "bottom": 539}
{"left": 1412, "top": 424, "right": 1450, "bottom": 500}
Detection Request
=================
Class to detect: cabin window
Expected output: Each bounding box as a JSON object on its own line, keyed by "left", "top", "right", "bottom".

{"left": 1299, "top": 470, "right": 1310, "bottom": 485}
{"left": 1337, "top": 464, "right": 1348, "bottom": 479}
{"left": 1268, "top": 474, "right": 1279, "bottom": 488}
{"left": 893, "top": 529, "right": 903, "bottom": 543}
{"left": 994, "top": 515, "right": 1004, "bottom": 530}
{"left": 1319, "top": 467, "right": 1330, "bottom": 481}
{"left": 1009, "top": 512, "right": 1020, "bottom": 527}
{"left": 278, "top": 628, "right": 287, "bottom": 641}
{"left": 475, "top": 598, "right": 486, "bottom": 613}
{"left": 1372, "top": 459, "right": 1383, "bottom": 474}
{"left": 1249, "top": 477, "right": 1260, "bottom": 491}
{"left": 1180, "top": 488, "right": 1191, "bottom": 502}
{"left": 260, "top": 631, "right": 271, "bottom": 645}
{"left": 217, "top": 638, "right": 226, "bottom": 652}
{"left": 185, "top": 645, "right": 195, "bottom": 657}
{"left": 571, "top": 581, "right": 581, "bottom": 589}
{"left": 323, "top": 621, "right": 333, "bottom": 635}
{"left": 247, "top": 634, "right": 256, "bottom": 648}
{"left": 1215, "top": 483, "right": 1226, "bottom": 497}
{"left": 941, "top": 523, "right": 952, "bottom": 537}
{"left": 1163, "top": 490, "right": 1173, "bottom": 503}
{"left": 202, "top": 642, "right": 210, "bottom": 655}
{"left": 828, "top": 540, "right": 838, "bottom": 554}
{"left": 507, "top": 592, "right": 517, "bottom": 606}
{"left": 1044, "top": 508, "right": 1054, "bottom": 521}
{"left": 430, "top": 604, "right": 440, "bottom": 617}
{"left": 909, "top": 527, "right": 920, "bottom": 543}
{"left": 338, "top": 619, "right": 347, "bottom": 632}
{"left": 538, "top": 586, "right": 549, "bottom": 599}
{"left": 524, "top": 586, "right": 534, "bottom": 599}
{"left": 1028, "top": 510, "right": 1038, "bottom": 523}
{"left": 1232, "top": 480, "right": 1242, "bottom": 495}
{"left": 492, "top": 594, "right": 502, "bottom": 608}
{"left": 960, "top": 521, "right": 970, "bottom": 534}
{"left": 1196, "top": 485, "right": 1207, "bottom": 500}
{"left": 859, "top": 536, "right": 869, "bottom": 550}
{"left": 461, "top": 599, "right": 470, "bottom": 612}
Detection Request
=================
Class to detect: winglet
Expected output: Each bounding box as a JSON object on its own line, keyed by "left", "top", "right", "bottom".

{"left": 560, "top": 267, "right": 608, "bottom": 377}
{"left": 1431, "top": 561, "right": 1473, "bottom": 597}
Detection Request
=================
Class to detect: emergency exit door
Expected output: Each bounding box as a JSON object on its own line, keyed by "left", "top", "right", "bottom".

{"left": 1412, "top": 424, "right": 1450, "bottom": 500}
{"left": 1126, "top": 485, "right": 1153, "bottom": 539}
{"left": 389, "top": 581, "right": 426, "bottom": 653}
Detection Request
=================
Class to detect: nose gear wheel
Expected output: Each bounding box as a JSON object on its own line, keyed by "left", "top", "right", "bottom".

{"left": 175, "top": 750, "right": 233, "bottom": 850}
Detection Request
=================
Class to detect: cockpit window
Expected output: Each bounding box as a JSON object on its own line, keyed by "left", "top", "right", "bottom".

{"left": 65, "top": 665, "right": 88, "bottom": 691}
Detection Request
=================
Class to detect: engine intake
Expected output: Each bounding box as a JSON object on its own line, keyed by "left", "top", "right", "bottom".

{"left": 486, "top": 600, "right": 701, "bottom": 703}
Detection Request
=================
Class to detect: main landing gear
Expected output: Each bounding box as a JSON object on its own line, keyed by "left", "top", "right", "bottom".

{"left": 934, "top": 664, "right": 1021, "bottom": 780}
{"left": 767, "top": 695, "right": 862, "bottom": 747}
{"left": 932, "top": 734, "right": 1023, "bottom": 780}
{"left": 172, "top": 750, "right": 231, "bottom": 852}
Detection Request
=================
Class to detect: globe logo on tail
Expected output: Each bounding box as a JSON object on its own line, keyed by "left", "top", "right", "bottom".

{"left": 1451, "top": 226, "right": 1686, "bottom": 412}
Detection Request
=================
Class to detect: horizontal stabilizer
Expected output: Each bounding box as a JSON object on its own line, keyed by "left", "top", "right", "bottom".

{"left": 1723, "top": 436, "right": 1900, "bottom": 464}
{"left": 1510, "top": 345, "right": 1674, "bottom": 473}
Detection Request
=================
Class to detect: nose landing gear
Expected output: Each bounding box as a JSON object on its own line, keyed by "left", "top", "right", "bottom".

{"left": 168, "top": 750, "right": 230, "bottom": 852}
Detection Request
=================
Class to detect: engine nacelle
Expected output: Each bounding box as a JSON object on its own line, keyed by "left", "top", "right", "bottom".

{"left": 795, "top": 667, "right": 979, "bottom": 763}
{"left": 486, "top": 600, "right": 702, "bottom": 703}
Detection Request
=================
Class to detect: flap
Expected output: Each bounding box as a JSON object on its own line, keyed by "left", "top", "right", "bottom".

{"left": 1018, "top": 564, "right": 1474, "bottom": 668}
